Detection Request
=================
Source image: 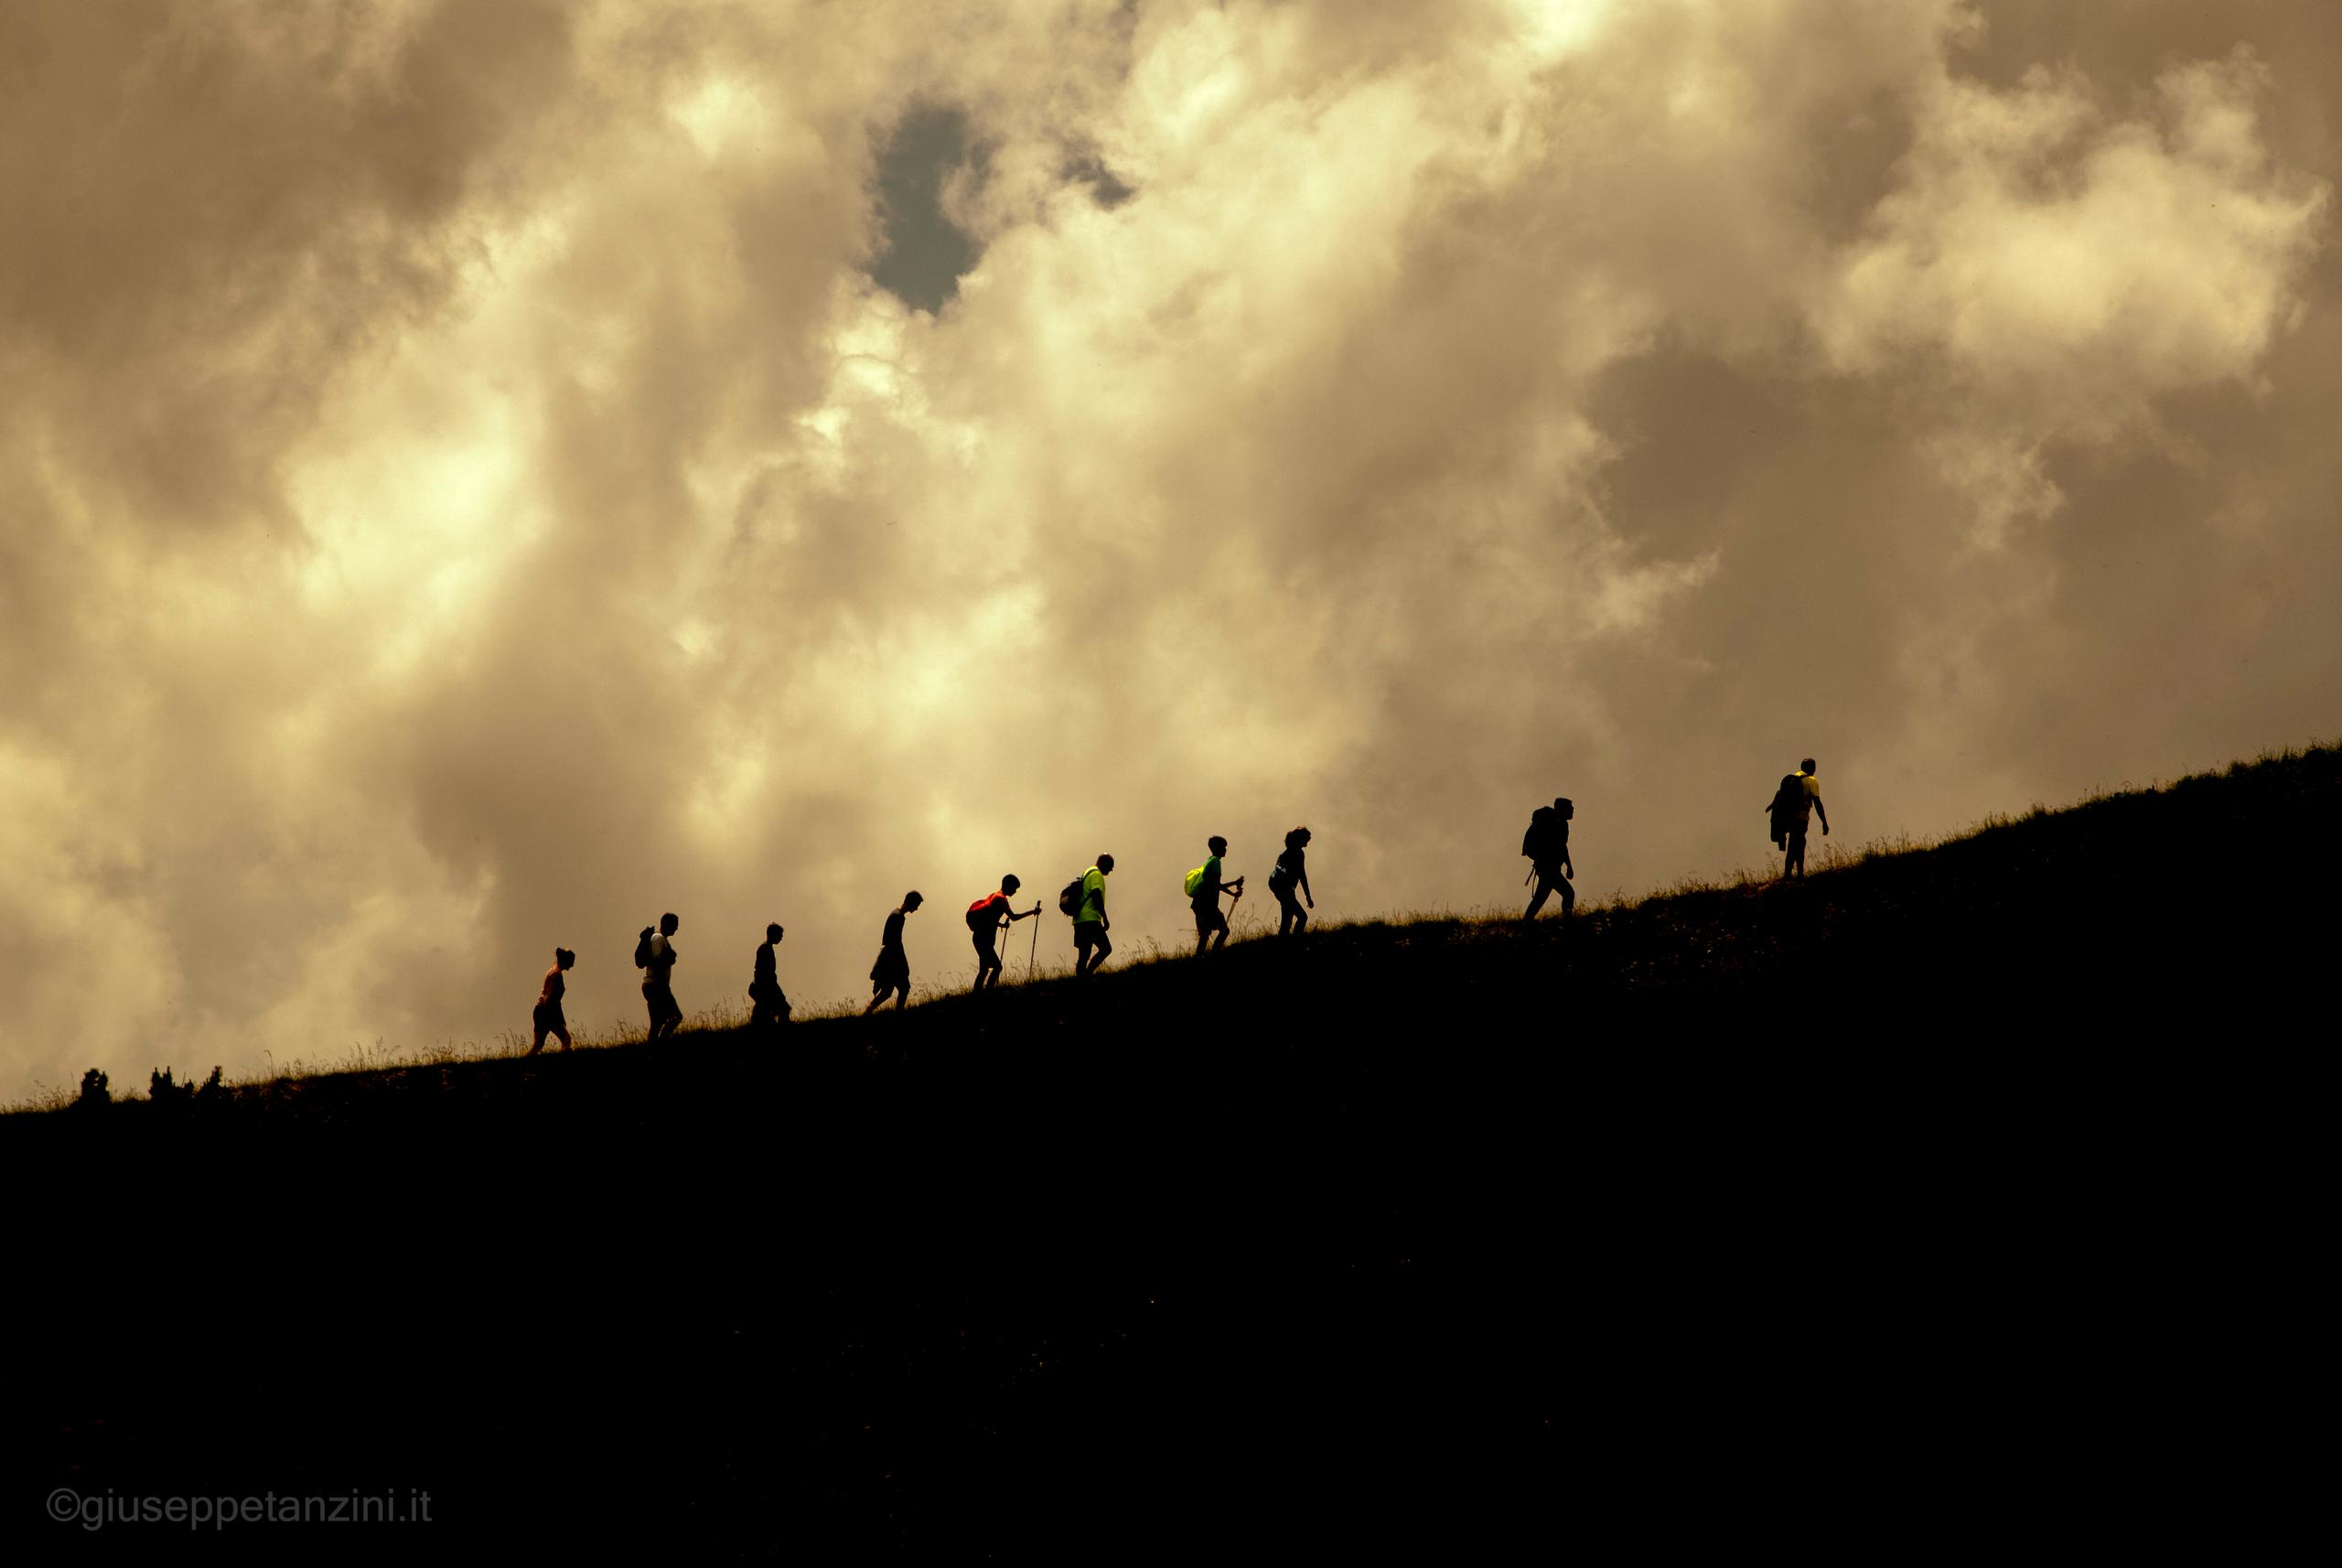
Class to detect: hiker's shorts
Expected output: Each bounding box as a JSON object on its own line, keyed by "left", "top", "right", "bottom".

{"left": 1073, "top": 920, "right": 1106, "bottom": 953}
{"left": 532, "top": 1003, "right": 566, "bottom": 1036}
{"left": 641, "top": 980, "right": 682, "bottom": 1022}
{"left": 1193, "top": 904, "right": 1229, "bottom": 937}
{"left": 972, "top": 929, "right": 1000, "bottom": 962}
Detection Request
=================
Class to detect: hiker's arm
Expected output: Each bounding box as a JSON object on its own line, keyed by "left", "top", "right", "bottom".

{"left": 1301, "top": 869, "right": 1314, "bottom": 906}
{"left": 1816, "top": 800, "right": 1830, "bottom": 834}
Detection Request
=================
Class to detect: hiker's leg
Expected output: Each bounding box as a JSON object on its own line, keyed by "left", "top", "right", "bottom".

{"left": 1560, "top": 878, "right": 1574, "bottom": 918}
{"left": 554, "top": 1024, "right": 572, "bottom": 1052}
{"left": 863, "top": 988, "right": 884, "bottom": 1015}
{"left": 527, "top": 1027, "right": 544, "bottom": 1058}
{"left": 1526, "top": 872, "right": 1551, "bottom": 918}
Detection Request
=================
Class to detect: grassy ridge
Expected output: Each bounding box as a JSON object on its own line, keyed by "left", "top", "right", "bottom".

{"left": 8, "top": 743, "right": 2334, "bottom": 1554}
{"left": 29, "top": 738, "right": 2341, "bottom": 1122}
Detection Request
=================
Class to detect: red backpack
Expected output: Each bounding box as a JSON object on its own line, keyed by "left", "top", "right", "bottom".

{"left": 965, "top": 893, "right": 1005, "bottom": 931}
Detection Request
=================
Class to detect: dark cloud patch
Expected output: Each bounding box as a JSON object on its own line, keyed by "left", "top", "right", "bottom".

{"left": 1063, "top": 152, "right": 1135, "bottom": 209}
{"left": 867, "top": 103, "right": 983, "bottom": 313}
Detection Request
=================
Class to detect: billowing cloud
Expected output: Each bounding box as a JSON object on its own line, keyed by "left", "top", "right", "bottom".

{"left": 2, "top": 0, "right": 2332, "bottom": 1098}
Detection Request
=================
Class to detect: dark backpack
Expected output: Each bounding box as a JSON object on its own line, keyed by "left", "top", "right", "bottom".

{"left": 633, "top": 929, "right": 655, "bottom": 970}
{"left": 1521, "top": 806, "right": 1554, "bottom": 861}
{"left": 1058, "top": 877, "right": 1085, "bottom": 918}
{"left": 1768, "top": 775, "right": 1804, "bottom": 834}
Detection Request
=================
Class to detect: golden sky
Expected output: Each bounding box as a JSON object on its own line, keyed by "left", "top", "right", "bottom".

{"left": 3, "top": 0, "right": 2334, "bottom": 1095}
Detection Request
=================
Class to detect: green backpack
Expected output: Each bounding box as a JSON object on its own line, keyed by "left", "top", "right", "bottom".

{"left": 1183, "top": 865, "right": 1208, "bottom": 897}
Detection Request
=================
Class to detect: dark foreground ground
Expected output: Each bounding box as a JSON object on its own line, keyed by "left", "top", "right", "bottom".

{"left": 6, "top": 746, "right": 2335, "bottom": 1558}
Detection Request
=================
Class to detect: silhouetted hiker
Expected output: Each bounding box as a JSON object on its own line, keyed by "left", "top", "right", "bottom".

{"left": 864, "top": 892, "right": 923, "bottom": 1013}
{"left": 1767, "top": 758, "right": 1829, "bottom": 879}
{"left": 1523, "top": 798, "right": 1574, "bottom": 918}
{"left": 527, "top": 947, "right": 576, "bottom": 1056}
{"left": 748, "top": 923, "right": 790, "bottom": 1028}
{"left": 966, "top": 875, "right": 1041, "bottom": 991}
{"left": 635, "top": 912, "right": 683, "bottom": 1040}
{"left": 1186, "top": 837, "right": 1245, "bottom": 956}
{"left": 1065, "top": 854, "right": 1114, "bottom": 975}
{"left": 1270, "top": 826, "right": 1315, "bottom": 936}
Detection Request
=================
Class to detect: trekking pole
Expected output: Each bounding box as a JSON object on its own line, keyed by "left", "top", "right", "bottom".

{"left": 1027, "top": 906, "right": 1040, "bottom": 981}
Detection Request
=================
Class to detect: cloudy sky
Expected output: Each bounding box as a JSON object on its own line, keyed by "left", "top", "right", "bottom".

{"left": 3, "top": 0, "right": 2334, "bottom": 1096}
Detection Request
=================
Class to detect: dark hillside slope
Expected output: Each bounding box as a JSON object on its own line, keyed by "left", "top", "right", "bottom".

{"left": 8, "top": 746, "right": 2334, "bottom": 1556}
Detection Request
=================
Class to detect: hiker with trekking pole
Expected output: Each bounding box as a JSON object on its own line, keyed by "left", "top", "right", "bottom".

{"left": 1186, "top": 836, "right": 1245, "bottom": 957}
{"left": 965, "top": 875, "right": 1042, "bottom": 992}
{"left": 1522, "top": 799, "right": 1574, "bottom": 919}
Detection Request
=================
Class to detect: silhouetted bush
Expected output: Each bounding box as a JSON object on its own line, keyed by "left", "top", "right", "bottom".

{"left": 75, "top": 1068, "right": 110, "bottom": 1112}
